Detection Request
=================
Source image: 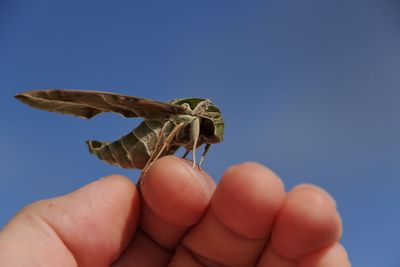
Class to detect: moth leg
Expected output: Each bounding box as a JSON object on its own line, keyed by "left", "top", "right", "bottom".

{"left": 137, "top": 121, "right": 170, "bottom": 187}
{"left": 190, "top": 117, "right": 200, "bottom": 168}
{"left": 140, "top": 122, "right": 185, "bottom": 186}
{"left": 182, "top": 150, "right": 190, "bottom": 159}
{"left": 151, "top": 122, "right": 185, "bottom": 168}
{"left": 198, "top": 143, "right": 211, "bottom": 169}
{"left": 141, "top": 121, "right": 170, "bottom": 170}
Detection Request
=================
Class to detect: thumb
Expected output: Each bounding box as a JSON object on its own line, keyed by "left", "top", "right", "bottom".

{"left": 0, "top": 175, "right": 140, "bottom": 267}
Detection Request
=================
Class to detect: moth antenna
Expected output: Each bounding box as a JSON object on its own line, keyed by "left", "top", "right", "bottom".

{"left": 193, "top": 100, "right": 212, "bottom": 116}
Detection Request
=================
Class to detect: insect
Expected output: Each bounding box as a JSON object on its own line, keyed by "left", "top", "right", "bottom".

{"left": 15, "top": 89, "right": 224, "bottom": 185}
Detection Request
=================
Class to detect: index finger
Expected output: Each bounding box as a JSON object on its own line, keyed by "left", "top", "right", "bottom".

{"left": 113, "top": 156, "right": 215, "bottom": 266}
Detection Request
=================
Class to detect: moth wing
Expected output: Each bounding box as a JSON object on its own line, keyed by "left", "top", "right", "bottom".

{"left": 15, "top": 89, "right": 188, "bottom": 119}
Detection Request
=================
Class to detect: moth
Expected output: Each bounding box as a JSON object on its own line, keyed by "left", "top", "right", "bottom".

{"left": 15, "top": 90, "right": 224, "bottom": 185}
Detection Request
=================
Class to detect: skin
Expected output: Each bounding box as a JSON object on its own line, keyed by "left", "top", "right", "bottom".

{"left": 0, "top": 156, "right": 351, "bottom": 266}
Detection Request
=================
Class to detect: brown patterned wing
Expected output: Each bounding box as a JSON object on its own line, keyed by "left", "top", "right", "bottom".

{"left": 15, "top": 89, "right": 188, "bottom": 119}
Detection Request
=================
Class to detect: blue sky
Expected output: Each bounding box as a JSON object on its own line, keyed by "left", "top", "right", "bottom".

{"left": 1, "top": 1, "right": 399, "bottom": 265}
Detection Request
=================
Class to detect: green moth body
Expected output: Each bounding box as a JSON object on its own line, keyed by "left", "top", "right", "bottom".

{"left": 15, "top": 90, "right": 224, "bottom": 172}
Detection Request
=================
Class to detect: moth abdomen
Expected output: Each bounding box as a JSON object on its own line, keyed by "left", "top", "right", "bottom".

{"left": 86, "top": 140, "right": 122, "bottom": 167}
{"left": 86, "top": 120, "right": 167, "bottom": 169}
{"left": 86, "top": 140, "right": 107, "bottom": 158}
{"left": 86, "top": 137, "right": 145, "bottom": 169}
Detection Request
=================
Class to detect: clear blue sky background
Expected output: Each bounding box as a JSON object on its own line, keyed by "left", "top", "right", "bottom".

{"left": 1, "top": 1, "right": 399, "bottom": 266}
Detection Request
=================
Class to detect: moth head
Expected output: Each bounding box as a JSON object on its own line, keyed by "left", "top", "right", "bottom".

{"left": 200, "top": 111, "right": 224, "bottom": 144}
{"left": 171, "top": 97, "right": 224, "bottom": 144}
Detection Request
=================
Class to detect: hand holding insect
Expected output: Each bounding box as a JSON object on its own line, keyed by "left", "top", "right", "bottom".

{"left": 0, "top": 157, "right": 349, "bottom": 266}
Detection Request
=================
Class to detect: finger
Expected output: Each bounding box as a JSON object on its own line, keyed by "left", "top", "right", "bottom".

{"left": 173, "top": 162, "right": 285, "bottom": 267}
{"left": 256, "top": 244, "right": 298, "bottom": 267}
{"left": 113, "top": 156, "right": 215, "bottom": 266}
{"left": 111, "top": 230, "right": 172, "bottom": 267}
{"left": 271, "top": 184, "right": 343, "bottom": 259}
{"left": 0, "top": 175, "right": 140, "bottom": 267}
{"left": 167, "top": 246, "right": 204, "bottom": 267}
{"left": 299, "top": 243, "right": 351, "bottom": 267}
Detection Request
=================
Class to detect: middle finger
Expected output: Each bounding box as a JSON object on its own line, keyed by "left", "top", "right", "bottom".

{"left": 173, "top": 162, "right": 286, "bottom": 266}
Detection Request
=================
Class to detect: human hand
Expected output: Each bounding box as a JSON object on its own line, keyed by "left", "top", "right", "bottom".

{"left": 0, "top": 156, "right": 350, "bottom": 266}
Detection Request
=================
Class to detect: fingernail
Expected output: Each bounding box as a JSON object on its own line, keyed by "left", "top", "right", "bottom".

{"left": 180, "top": 159, "right": 214, "bottom": 198}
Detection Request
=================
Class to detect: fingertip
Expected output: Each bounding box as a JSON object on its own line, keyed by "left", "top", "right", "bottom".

{"left": 57, "top": 174, "right": 141, "bottom": 263}
{"left": 299, "top": 243, "right": 351, "bottom": 267}
{"left": 70, "top": 174, "right": 141, "bottom": 228}
{"left": 93, "top": 174, "right": 138, "bottom": 196}
{"left": 223, "top": 162, "right": 285, "bottom": 192}
{"left": 291, "top": 184, "right": 338, "bottom": 210}
{"left": 272, "top": 184, "right": 342, "bottom": 259}
{"left": 141, "top": 156, "right": 215, "bottom": 227}
{"left": 97, "top": 174, "right": 140, "bottom": 204}
{"left": 290, "top": 184, "right": 342, "bottom": 238}
{"left": 211, "top": 162, "right": 286, "bottom": 239}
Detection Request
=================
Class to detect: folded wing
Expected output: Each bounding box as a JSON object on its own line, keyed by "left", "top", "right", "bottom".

{"left": 15, "top": 89, "right": 187, "bottom": 119}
